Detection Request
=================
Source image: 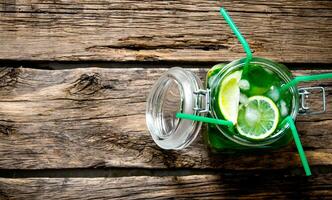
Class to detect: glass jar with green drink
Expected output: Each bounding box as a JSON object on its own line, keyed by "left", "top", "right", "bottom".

{"left": 145, "top": 57, "right": 327, "bottom": 151}
{"left": 206, "top": 57, "right": 299, "bottom": 152}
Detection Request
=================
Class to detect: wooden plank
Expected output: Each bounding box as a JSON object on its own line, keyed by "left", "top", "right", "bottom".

{"left": 1, "top": 174, "right": 332, "bottom": 199}
{"left": 0, "top": 0, "right": 331, "bottom": 63}
{"left": 0, "top": 67, "right": 331, "bottom": 170}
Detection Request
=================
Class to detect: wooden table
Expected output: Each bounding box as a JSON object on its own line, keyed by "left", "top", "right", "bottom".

{"left": 0, "top": 1, "right": 331, "bottom": 199}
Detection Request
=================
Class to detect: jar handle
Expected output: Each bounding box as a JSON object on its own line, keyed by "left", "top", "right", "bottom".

{"left": 298, "top": 86, "right": 326, "bottom": 115}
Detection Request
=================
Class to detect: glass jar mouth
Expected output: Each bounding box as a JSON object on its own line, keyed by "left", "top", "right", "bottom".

{"left": 210, "top": 57, "right": 299, "bottom": 147}
{"left": 146, "top": 67, "right": 204, "bottom": 150}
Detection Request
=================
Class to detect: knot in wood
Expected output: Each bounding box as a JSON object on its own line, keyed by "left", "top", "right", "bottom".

{"left": 69, "top": 73, "right": 104, "bottom": 95}
{"left": 0, "top": 68, "right": 20, "bottom": 88}
{"left": 0, "top": 124, "right": 14, "bottom": 136}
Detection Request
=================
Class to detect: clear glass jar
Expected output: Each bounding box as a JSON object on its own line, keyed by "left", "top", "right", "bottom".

{"left": 146, "top": 57, "right": 326, "bottom": 151}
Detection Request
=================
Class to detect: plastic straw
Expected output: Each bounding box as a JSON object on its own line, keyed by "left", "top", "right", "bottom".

{"left": 219, "top": 7, "right": 252, "bottom": 67}
{"left": 280, "top": 116, "right": 311, "bottom": 176}
{"left": 176, "top": 113, "right": 233, "bottom": 127}
{"left": 281, "top": 73, "right": 332, "bottom": 93}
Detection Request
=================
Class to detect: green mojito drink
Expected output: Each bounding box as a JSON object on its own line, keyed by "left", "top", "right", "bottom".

{"left": 206, "top": 57, "right": 298, "bottom": 152}
{"left": 145, "top": 57, "right": 301, "bottom": 151}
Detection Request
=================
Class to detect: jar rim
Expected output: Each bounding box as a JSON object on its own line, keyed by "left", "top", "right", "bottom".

{"left": 146, "top": 67, "right": 204, "bottom": 150}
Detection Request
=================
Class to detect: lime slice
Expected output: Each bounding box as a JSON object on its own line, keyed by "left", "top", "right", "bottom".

{"left": 207, "top": 63, "right": 226, "bottom": 79}
{"left": 236, "top": 96, "right": 279, "bottom": 140}
{"left": 218, "top": 70, "right": 242, "bottom": 124}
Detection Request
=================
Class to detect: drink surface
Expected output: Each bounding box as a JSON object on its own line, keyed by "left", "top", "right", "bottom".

{"left": 206, "top": 63, "right": 294, "bottom": 152}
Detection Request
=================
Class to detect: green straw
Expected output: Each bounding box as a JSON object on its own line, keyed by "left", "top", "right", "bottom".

{"left": 281, "top": 73, "right": 332, "bottom": 93}
{"left": 176, "top": 112, "right": 233, "bottom": 129}
{"left": 219, "top": 7, "right": 252, "bottom": 68}
{"left": 280, "top": 116, "right": 311, "bottom": 176}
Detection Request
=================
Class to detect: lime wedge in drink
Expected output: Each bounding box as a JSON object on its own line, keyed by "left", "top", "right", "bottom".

{"left": 218, "top": 70, "right": 242, "bottom": 124}
{"left": 207, "top": 63, "right": 226, "bottom": 79}
{"left": 236, "top": 96, "right": 279, "bottom": 140}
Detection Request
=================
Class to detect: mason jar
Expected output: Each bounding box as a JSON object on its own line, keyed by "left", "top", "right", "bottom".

{"left": 146, "top": 57, "right": 326, "bottom": 151}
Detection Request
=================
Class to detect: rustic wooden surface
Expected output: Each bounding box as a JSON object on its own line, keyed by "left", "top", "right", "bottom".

{"left": 0, "top": 67, "right": 331, "bottom": 170}
{"left": 1, "top": 174, "right": 332, "bottom": 200}
{"left": 0, "top": 0, "right": 331, "bottom": 63}
{"left": 0, "top": 0, "right": 332, "bottom": 199}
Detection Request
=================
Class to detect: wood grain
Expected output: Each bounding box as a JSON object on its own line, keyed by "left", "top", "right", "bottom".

{"left": 0, "top": 67, "right": 331, "bottom": 170}
{"left": 1, "top": 174, "right": 332, "bottom": 199}
{"left": 0, "top": 0, "right": 331, "bottom": 63}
